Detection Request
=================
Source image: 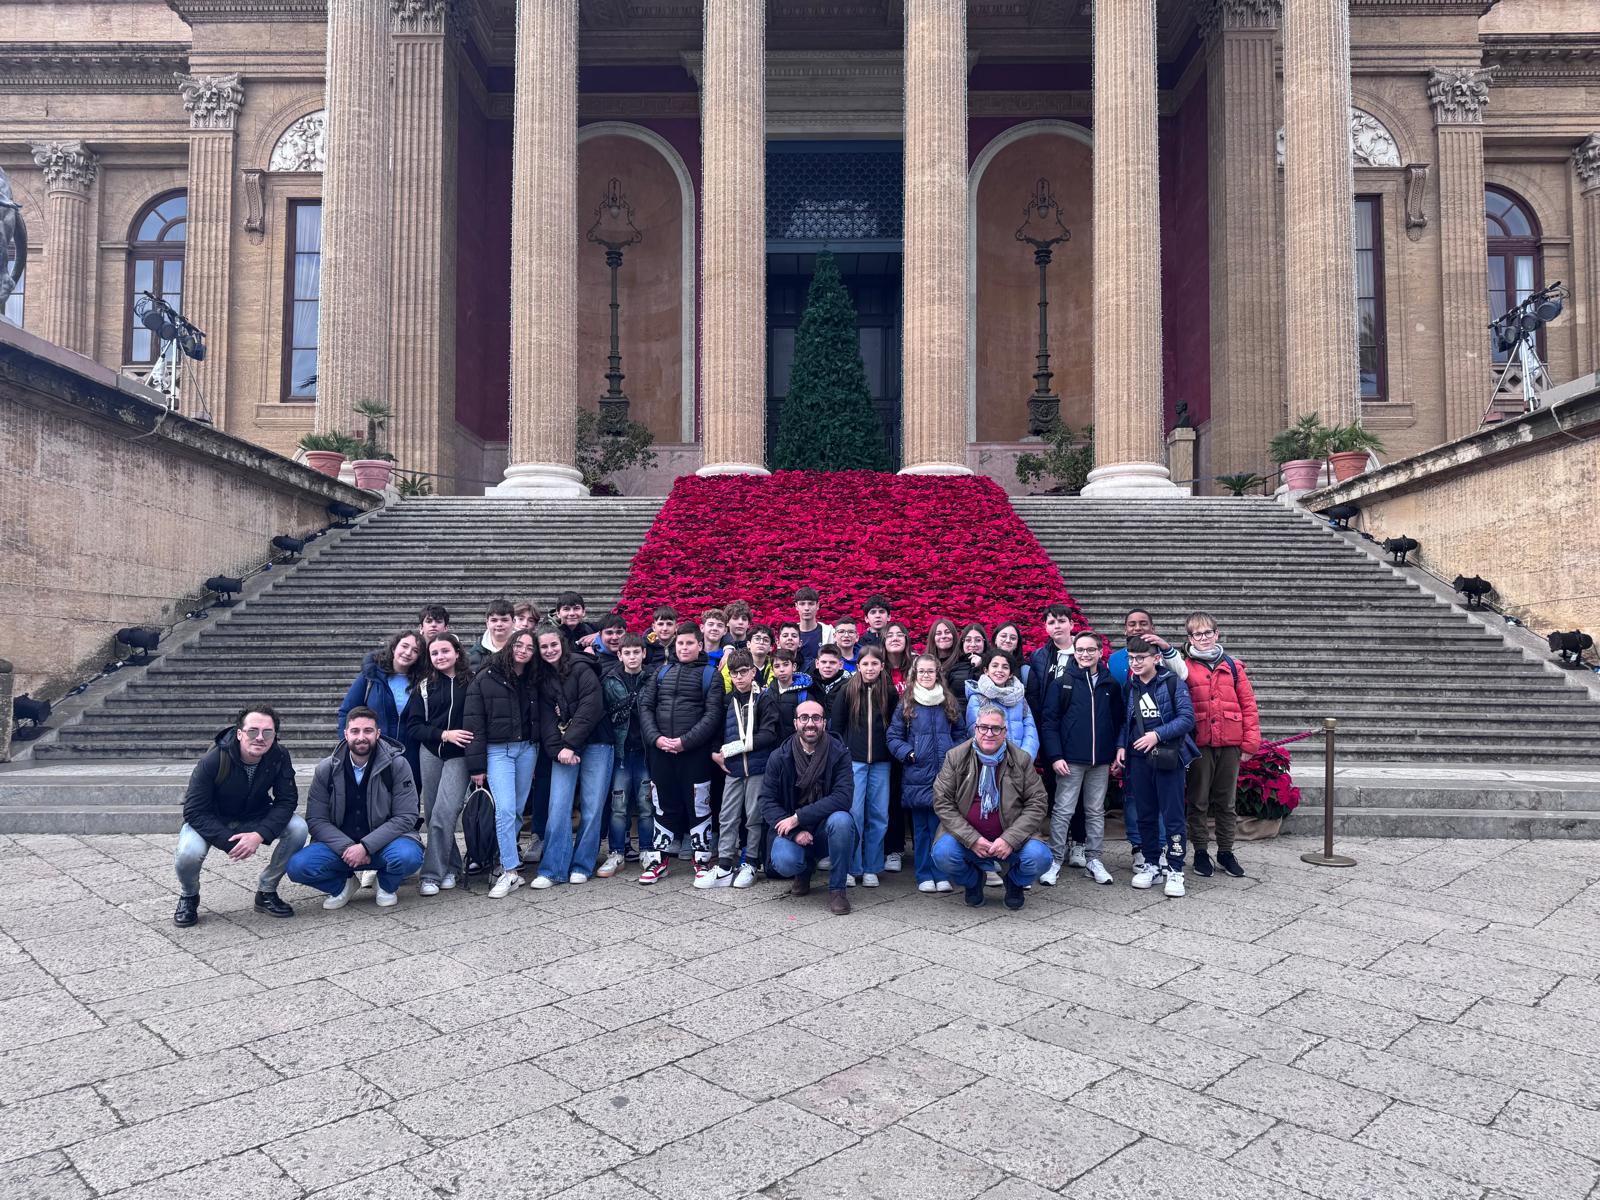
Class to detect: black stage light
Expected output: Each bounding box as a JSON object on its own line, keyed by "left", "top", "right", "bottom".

{"left": 1451, "top": 576, "right": 1493, "bottom": 610}
{"left": 12, "top": 694, "right": 50, "bottom": 739}
{"left": 327, "top": 501, "right": 362, "bottom": 526}
{"left": 1381, "top": 535, "right": 1419, "bottom": 566}
{"left": 1548, "top": 630, "right": 1594, "bottom": 667}
{"left": 114, "top": 627, "right": 161, "bottom": 661}
{"left": 271, "top": 534, "right": 305, "bottom": 559}
{"left": 204, "top": 575, "right": 243, "bottom": 605}
{"left": 1322, "top": 503, "right": 1359, "bottom": 529}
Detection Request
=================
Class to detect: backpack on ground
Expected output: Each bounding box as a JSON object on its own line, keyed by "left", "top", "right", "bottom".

{"left": 460, "top": 785, "right": 499, "bottom": 891}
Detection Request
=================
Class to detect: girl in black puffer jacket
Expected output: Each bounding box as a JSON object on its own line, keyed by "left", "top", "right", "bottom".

{"left": 532, "top": 625, "right": 609, "bottom": 887}
{"left": 402, "top": 632, "right": 474, "bottom": 892}
{"left": 463, "top": 630, "right": 538, "bottom": 897}
{"left": 637, "top": 622, "right": 725, "bottom": 883}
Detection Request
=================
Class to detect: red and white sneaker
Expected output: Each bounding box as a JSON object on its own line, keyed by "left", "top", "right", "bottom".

{"left": 692, "top": 855, "right": 714, "bottom": 882}
{"left": 637, "top": 853, "right": 668, "bottom": 885}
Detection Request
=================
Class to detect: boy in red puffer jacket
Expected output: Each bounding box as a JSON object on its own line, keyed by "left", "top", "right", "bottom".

{"left": 1182, "top": 612, "right": 1261, "bottom": 879}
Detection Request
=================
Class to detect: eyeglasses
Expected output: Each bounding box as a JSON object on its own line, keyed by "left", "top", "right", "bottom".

{"left": 974, "top": 724, "right": 1006, "bottom": 735}
{"left": 240, "top": 727, "right": 275, "bottom": 741}
{"left": 796, "top": 716, "right": 826, "bottom": 724}
{"left": 1189, "top": 629, "right": 1218, "bottom": 640}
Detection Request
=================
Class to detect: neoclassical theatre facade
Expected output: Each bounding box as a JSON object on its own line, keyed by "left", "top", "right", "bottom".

{"left": 2, "top": 0, "right": 1598, "bottom": 494}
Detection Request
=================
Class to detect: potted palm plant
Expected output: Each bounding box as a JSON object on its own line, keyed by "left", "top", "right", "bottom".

{"left": 350, "top": 400, "right": 397, "bottom": 491}
{"left": 1270, "top": 413, "right": 1331, "bottom": 491}
{"left": 298, "top": 431, "right": 357, "bottom": 478}
{"left": 1324, "top": 422, "right": 1384, "bottom": 482}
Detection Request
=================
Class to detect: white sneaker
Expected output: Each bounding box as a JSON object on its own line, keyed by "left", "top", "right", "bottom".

{"left": 883, "top": 853, "right": 902, "bottom": 873}
{"left": 1067, "top": 842, "right": 1087, "bottom": 869}
{"left": 323, "top": 877, "right": 360, "bottom": 910}
{"left": 1130, "top": 863, "right": 1161, "bottom": 890}
{"left": 846, "top": 875, "right": 858, "bottom": 888}
{"left": 568, "top": 872, "right": 588, "bottom": 885}
{"left": 357, "top": 870, "right": 377, "bottom": 891}
{"left": 1164, "top": 870, "right": 1186, "bottom": 898}
{"left": 530, "top": 875, "right": 555, "bottom": 890}
{"left": 917, "top": 880, "right": 938, "bottom": 894}
{"left": 817, "top": 857, "right": 832, "bottom": 871}
{"left": 375, "top": 886, "right": 398, "bottom": 907}
{"left": 440, "top": 873, "right": 457, "bottom": 890}
{"left": 488, "top": 870, "right": 524, "bottom": 898}
{"left": 1038, "top": 862, "right": 1062, "bottom": 888}
{"left": 694, "top": 864, "right": 735, "bottom": 890}
{"left": 596, "top": 851, "right": 625, "bottom": 879}
{"left": 1085, "top": 858, "right": 1113, "bottom": 885}
{"left": 862, "top": 873, "right": 880, "bottom": 888}
{"left": 733, "top": 864, "right": 757, "bottom": 889}
{"left": 1131, "top": 850, "right": 1147, "bottom": 873}
{"left": 935, "top": 880, "right": 953, "bottom": 893}
{"left": 419, "top": 880, "right": 440, "bottom": 897}
{"left": 984, "top": 870, "right": 1003, "bottom": 888}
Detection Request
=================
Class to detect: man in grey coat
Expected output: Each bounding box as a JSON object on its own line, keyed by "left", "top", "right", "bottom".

{"left": 286, "top": 707, "right": 424, "bottom": 910}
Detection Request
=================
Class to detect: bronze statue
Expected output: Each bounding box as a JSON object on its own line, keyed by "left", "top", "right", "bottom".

{"left": 0, "top": 165, "right": 25, "bottom": 312}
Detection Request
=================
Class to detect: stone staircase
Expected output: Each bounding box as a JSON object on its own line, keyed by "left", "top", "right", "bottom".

{"left": 1013, "top": 497, "right": 1600, "bottom": 765}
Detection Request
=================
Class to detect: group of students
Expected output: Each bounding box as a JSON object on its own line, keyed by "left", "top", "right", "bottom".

{"left": 318, "top": 586, "right": 1262, "bottom": 906}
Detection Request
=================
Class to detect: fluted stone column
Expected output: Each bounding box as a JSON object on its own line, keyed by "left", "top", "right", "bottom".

{"left": 497, "top": 0, "right": 584, "bottom": 494}
{"left": 315, "top": 0, "right": 393, "bottom": 438}
{"left": 1082, "top": 0, "right": 1181, "bottom": 496}
{"left": 177, "top": 73, "right": 244, "bottom": 429}
{"left": 1430, "top": 67, "right": 1493, "bottom": 439}
{"left": 1282, "top": 0, "right": 1358, "bottom": 428}
{"left": 899, "top": 0, "right": 970, "bottom": 475}
{"left": 389, "top": 0, "right": 459, "bottom": 487}
{"left": 1576, "top": 134, "right": 1600, "bottom": 377}
{"left": 29, "top": 141, "right": 96, "bottom": 355}
{"left": 697, "top": 0, "right": 768, "bottom": 477}
{"left": 1203, "top": 0, "right": 1285, "bottom": 480}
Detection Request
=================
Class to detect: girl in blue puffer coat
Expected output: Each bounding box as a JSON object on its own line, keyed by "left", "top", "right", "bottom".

{"left": 888, "top": 654, "right": 965, "bottom": 892}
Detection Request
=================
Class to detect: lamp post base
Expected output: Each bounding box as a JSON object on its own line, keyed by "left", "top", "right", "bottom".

{"left": 1080, "top": 462, "right": 1186, "bottom": 498}
{"left": 487, "top": 462, "right": 588, "bottom": 496}
{"left": 695, "top": 462, "right": 771, "bottom": 477}
{"left": 1299, "top": 851, "right": 1357, "bottom": 867}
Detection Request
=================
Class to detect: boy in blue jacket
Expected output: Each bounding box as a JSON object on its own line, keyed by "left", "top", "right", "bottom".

{"left": 1039, "top": 630, "right": 1123, "bottom": 887}
{"left": 1115, "top": 636, "right": 1198, "bottom": 898}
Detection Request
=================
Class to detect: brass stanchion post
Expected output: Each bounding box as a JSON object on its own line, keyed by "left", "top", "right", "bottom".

{"left": 1301, "top": 717, "right": 1356, "bottom": 867}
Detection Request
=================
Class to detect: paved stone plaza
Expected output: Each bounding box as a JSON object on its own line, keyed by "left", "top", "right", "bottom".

{"left": 3, "top": 830, "right": 1599, "bottom": 1200}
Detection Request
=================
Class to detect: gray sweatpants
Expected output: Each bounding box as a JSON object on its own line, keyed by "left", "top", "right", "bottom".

{"left": 419, "top": 747, "right": 468, "bottom": 882}
{"left": 1048, "top": 762, "right": 1110, "bottom": 861}
{"left": 717, "top": 773, "right": 765, "bottom": 868}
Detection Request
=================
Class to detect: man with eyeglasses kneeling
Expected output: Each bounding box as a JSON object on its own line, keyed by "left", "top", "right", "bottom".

{"left": 762, "top": 699, "right": 858, "bottom": 916}
{"left": 173, "top": 705, "right": 308, "bottom": 927}
{"left": 931, "top": 705, "right": 1053, "bottom": 910}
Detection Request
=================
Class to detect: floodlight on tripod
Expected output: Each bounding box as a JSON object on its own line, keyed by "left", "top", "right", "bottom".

{"left": 135, "top": 291, "right": 212, "bottom": 422}
{"left": 1482, "top": 282, "right": 1566, "bottom": 426}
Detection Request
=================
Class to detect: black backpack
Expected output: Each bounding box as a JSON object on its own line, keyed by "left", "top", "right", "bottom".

{"left": 460, "top": 784, "right": 499, "bottom": 891}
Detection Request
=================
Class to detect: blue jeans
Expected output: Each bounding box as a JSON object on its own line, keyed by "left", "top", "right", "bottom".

{"left": 540, "top": 744, "right": 615, "bottom": 882}
{"left": 486, "top": 741, "right": 536, "bottom": 873}
{"left": 174, "top": 815, "right": 308, "bottom": 897}
{"left": 931, "top": 833, "right": 1053, "bottom": 888}
{"left": 908, "top": 808, "right": 946, "bottom": 884}
{"left": 770, "top": 810, "right": 857, "bottom": 893}
{"left": 1127, "top": 754, "right": 1187, "bottom": 872}
{"left": 850, "top": 760, "right": 891, "bottom": 875}
{"left": 286, "top": 838, "right": 425, "bottom": 895}
{"left": 610, "top": 748, "right": 653, "bottom": 853}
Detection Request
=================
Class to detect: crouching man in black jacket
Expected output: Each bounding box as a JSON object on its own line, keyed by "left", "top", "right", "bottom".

{"left": 173, "top": 705, "right": 308, "bottom": 928}
{"left": 761, "top": 699, "right": 858, "bottom": 916}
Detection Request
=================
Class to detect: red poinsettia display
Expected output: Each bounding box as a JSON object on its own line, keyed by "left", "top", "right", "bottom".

{"left": 1235, "top": 741, "right": 1302, "bottom": 820}
{"left": 617, "top": 471, "right": 1091, "bottom": 651}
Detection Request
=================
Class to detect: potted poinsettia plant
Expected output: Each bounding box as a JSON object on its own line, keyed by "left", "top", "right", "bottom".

{"left": 1235, "top": 741, "right": 1301, "bottom": 839}
{"left": 350, "top": 399, "right": 397, "bottom": 491}
{"left": 1324, "top": 422, "right": 1384, "bottom": 483}
{"left": 1270, "top": 414, "right": 1331, "bottom": 491}
{"left": 298, "top": 430, "right": 359, "bottom": 478}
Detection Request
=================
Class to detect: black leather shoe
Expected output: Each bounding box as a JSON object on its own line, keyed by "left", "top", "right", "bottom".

{"left": 254, "top": 890, "right": 294, "bottom": 918}
{"left": 173, "top": 894, "right": 199, "bottom": 927}
{"left": 1003, "top": 878, "right": 1026, "bottom": 911}
{"left": 964, "top": 881, "right": 986, "bottom": 907}
{"left": 1191, "top": 849, "right": 1215, "bottom": 877}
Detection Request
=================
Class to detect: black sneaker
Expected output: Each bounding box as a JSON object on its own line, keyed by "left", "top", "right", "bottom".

{"left": 1003, "top": 877, "right": 1026, "bottom": 911}
{"left": 1191, "top": 849, "right": 1215, "bottom": 877}
{"left": 1216, "top": 851, "right": 1245, "bottom": 878}
{"left": 964, "top": 880, "right": 986, "bottom": 908}
{"left": 253, "top": 890, "right": 294, "bottom": 918}
{"left": 173, "top": 894, "right": 199, "bottom": 928}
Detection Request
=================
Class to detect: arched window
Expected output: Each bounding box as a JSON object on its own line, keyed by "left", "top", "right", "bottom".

{"left": 1485, "top": 186, "right": 1542, "bottom": 363}
{"left": 124, "top": 192, "right": 186, "bottom": 365}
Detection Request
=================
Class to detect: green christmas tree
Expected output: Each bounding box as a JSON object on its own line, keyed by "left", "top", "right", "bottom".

{"left": 771, "top": 250, "right": 893, "bottom": 472}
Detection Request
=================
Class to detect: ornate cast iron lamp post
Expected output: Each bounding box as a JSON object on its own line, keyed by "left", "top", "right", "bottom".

{"left": 1014, "top": 177, "right": 1071, "bottom": 437}
{"left": 586, "top": 177, "right": 643, "bottom": 428}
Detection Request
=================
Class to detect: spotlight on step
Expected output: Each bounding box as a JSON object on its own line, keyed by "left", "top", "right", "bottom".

{"left": 1548, "top": 630, "right": 1594, "bottom": 668}
{"left": 204, "top": 575, "right": 243, "bottom": 606}
{"left": 1451, "top": 575, "right": 1493, "bottom": 610}
{"left": 327, "top": 500, "right": 362, "bottom": 527}
{"left": 1381, "top": 535, "right": 1419, "bottom": 566}
{"left": 1321, "top": 503, "right": 1360, "bottom": 530}
{"left": 114, "top": 626, "right": 161, "bottom": 663}
{"left": 12, "top": 694, "right": 51, "bottom": 740}
{"left": 271, "top": 534, "right": 305, "bottom": 561}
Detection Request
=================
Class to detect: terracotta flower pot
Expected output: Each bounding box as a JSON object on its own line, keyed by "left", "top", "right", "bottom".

{"left": 304, "top": 450, "right": 346, "bottom": 478}
{"left": 1279, "top": 458, "right": 1322, "bottom": 491}
{"left": 1329, "top": 450, "right": 1370, "bottom": 482}
{"left": 351, "top": 459, "right": 395, "bottom": 491}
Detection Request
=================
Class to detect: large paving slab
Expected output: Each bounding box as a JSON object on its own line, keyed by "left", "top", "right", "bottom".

{"left": 2, "top": 829, "right": 1599, "bottom": 1199}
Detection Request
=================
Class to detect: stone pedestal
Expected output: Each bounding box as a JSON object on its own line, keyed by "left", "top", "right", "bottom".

{"left": 1082, "top": 0, "right": 1182, "bottom": 497}
{"left": 316, "top": 0, "right": 393, "bottom": 438}
{"left": 899, "top": 0, "right": 970, "bottom": 476}
{"left": 389, "top": 0, "right": 459, "bottom": 487}
{"left": 1281, "top": 0, "right": 1358, "bottom": 429}
{"left": 498, "top": 0, "right": 585, "bottom": 496}
{"left": 1572, "top": 135, "right": 1600, "bottom": 377}
{"left": 29, "top": 142, "right": 96, "bottom": 356}
{"left": 1430, "top": 67, "right": 1493, "bottom": 439}
{"left": 1204, "top": 0, "right": 1285, "bottom": 479}
{"left": 697, "top": 0, "right": 769, "bottom": 477}
{"left": 1166, "top": 426, "right": 1198, "bottom": 495}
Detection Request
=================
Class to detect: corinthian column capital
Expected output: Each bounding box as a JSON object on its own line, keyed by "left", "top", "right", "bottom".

{"left": 1574, "top": 133, "right": 1600, "bottom": 192}
{"left": 1199, "top": 0, "right": 1281, "bottom": 42}
{"left": 391, "top": 0, "right": 449, "bottom": 35}
{"left": 1427, "top": 66, "right": 1492, "bottom": 125}
{"left": 30, "top": 140, "right": 98, "bottom": 193}
{"left": 176, "top": 72, "right": 245, "bottom": 131}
